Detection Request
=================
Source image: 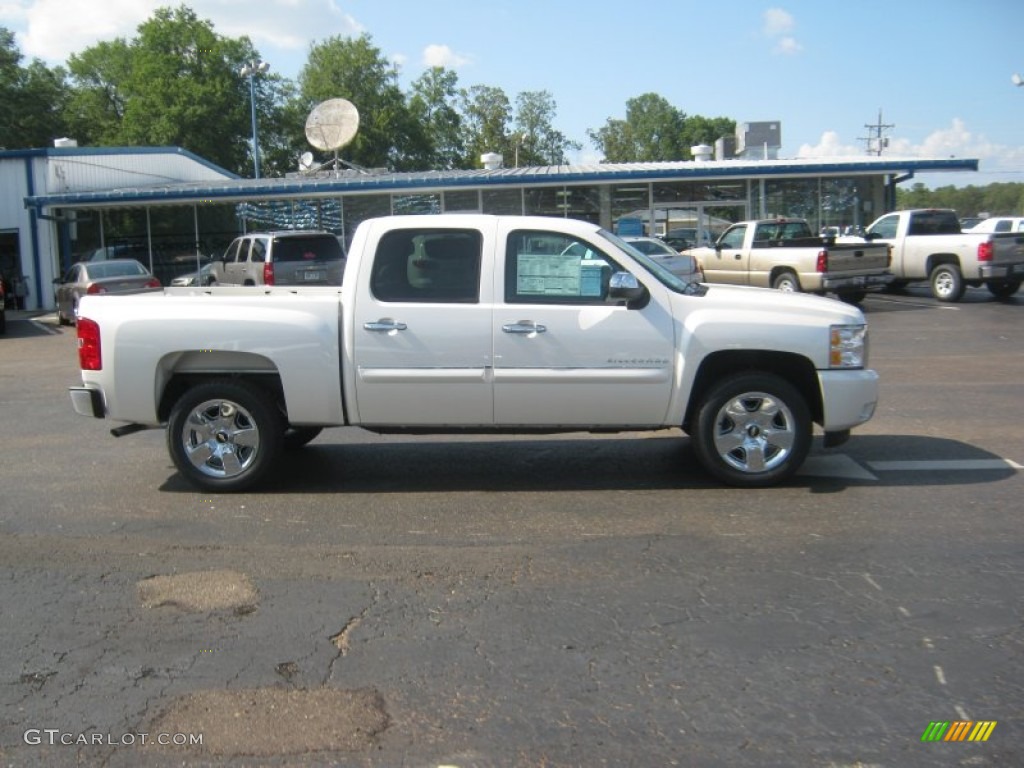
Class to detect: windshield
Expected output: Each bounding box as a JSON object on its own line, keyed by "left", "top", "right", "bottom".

{"left": 599, "top": 230, "right": 704, "bottom": 295}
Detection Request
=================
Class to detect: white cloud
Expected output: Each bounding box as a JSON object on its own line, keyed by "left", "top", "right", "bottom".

{"left": 762, "top": 8, "right": 795, "bottom": 36}
{"left": 796, "top": 119, "right": 1024, "bottom": 186}
{"left": 774, "top": 36, "right": 802, "bottom": 55}
{"left": 9, "top": 0, "right": 363, "bottom": 69}
{"left": 421, "top": 43, "right": 470, "bottom": 69}
{"left": 762, "top": 8, "right": 801, "bottom": 55}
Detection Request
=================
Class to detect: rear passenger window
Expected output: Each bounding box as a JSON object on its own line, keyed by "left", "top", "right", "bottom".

{"left": 371, "top": 229, "right": 481, "bottom": 303}
{"left": 505, "top": 230, "right": 621, "bottom": 304}
{"left": 250, "top": 239, "right": 267, "bottom": 263}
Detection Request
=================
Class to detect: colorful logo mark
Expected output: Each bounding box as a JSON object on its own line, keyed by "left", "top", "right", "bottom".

{"left": 921, "top": 721, "right": 997, "bottom": 742}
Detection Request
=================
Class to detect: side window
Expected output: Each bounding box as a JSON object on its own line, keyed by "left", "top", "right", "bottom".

{"left": 994, "top": 220, "right": 1010, "bottom": 233}
{"left": 868, "top": 215, "right": 898, "bottom": 239}
{"left": 370, "top": 229, "right": 481, "bottom": 303}
{"left": 250, "top": 239, "right": 267, "bottom": 263}
{"left": 504, "top": 230, "right": 621, "bottom": 304}
{"left": 223, "top": 239, "right": 242, "bottom": 263}
{"left": 720, "top": 224, "right": 748, "bottom": 249}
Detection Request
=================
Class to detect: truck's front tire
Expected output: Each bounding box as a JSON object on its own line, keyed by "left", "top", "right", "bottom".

{"left": 930, "top": 263, "right": 965, "bottom": 302}
{"left": 691, "top": 373, "right": 811, "bottom": 487}
{"left": 167, "top": 379, "right": 284, "bottom": 492}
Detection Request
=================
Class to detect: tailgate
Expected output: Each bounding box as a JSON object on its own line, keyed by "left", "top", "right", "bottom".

{"left": 990, "top": 232, "right": 1024, "bottom": 265}
{"left": 825, "top": 242, "right": 890, "bottom": 274}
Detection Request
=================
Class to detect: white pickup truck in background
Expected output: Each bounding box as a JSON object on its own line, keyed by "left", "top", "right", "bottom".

{"left": 855, "top": 208, "right": 1024, "bottom": 301}
{"left": 69, "top": 214, "right": 879, "bottom": 491}
{"left": 686, "top": 218, "right": 892, "bottom": 303}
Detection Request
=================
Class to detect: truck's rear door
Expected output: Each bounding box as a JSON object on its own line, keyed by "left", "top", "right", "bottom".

{"left": 351, "top": 222, "right": 495, "bottom": 426}
{"left": 491, "top": 223, "right": 675, "bottom": 427}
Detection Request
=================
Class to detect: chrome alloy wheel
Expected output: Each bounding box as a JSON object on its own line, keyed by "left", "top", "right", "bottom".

{"left": 180, "top": 398, "right": 261, "bottom": 479}
{"left": 711, "top": 391, "right": 798, "bottom": 474}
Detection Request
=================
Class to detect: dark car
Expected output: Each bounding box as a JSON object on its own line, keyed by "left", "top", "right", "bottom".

{"left": 0, "top": 278, "right": 6, "bottom": 334}
{"left": 54, "top": 259, "right": 161, "bottom": 325}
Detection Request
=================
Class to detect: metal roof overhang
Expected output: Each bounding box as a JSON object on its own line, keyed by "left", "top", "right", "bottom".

{"left": 24, "top": 156, "right": 979, "bottom": 212}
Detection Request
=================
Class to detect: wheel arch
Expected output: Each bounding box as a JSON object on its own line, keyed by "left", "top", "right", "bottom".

{"left": 683, "top": 350, "right": 822, "bottom": 432}
{"left": 925, "top": 252, "right": 961, "bottom": 274}
{"left": 156, "top": 351, "right": 285, "bottom": 423}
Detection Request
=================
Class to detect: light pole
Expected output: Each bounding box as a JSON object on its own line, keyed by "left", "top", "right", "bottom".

{"left": 240, "top": 59, "right": 270, "bottom": 178}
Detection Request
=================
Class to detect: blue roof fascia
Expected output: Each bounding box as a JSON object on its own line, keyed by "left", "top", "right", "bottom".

{"left": 23, "top": 157, "right": 980, "bottom": 210}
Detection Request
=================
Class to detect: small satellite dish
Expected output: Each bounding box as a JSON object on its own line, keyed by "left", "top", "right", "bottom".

{"left": 299, "top": 151, "right": 315, "bottom": 171}
{"left": 305, "top": 98, "right": 360, "bottom": 152}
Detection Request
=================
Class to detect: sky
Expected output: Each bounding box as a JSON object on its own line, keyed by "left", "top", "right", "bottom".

{"left": 3, "top": 0, "right": 1024, "bottom": 188}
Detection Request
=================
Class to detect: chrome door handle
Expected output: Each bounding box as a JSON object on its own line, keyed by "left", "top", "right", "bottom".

{"left": 363, "top": 320, "right": 408, "bottom": 332}
{"left": 502, "top": 322, "right": 547, "bottom": 334}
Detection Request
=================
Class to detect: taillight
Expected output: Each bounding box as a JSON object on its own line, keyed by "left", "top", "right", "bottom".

{"left": 816, "top": 250, "right": 828, "bottom": 273}
{"left": 263, "top": 262, "right": 274, "bottom": 285}
{"left": 145, "top": 277, "right": 161, "bottom": 289}
{"left": 978, "top": 241, "right": 994, "bottom": 262}
{"left": 77, "top": 318, "right": 102, "bottom": 371}
{"left": 86, "top": 283, "right": 107, "bottom": 294}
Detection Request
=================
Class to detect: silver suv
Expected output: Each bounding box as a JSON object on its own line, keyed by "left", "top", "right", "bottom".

{"left": 215, "top": 231, "right": 345, "bottom": 286}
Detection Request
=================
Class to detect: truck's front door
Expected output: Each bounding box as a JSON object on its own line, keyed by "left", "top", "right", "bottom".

{"left": 491, "top": 225, "right": 675, "bottom": 427}
{"left": 701, "top": 223, "right": 750, "bottom": 285}
{"left": 351, "top": 225, "right": 494, "bottom": 426}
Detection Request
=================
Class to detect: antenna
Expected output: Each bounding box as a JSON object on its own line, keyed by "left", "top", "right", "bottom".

{"left": 859, "top": 108, "right": 894, "bottom": 156}
{"left": 305, "top": 98, "right": 360, "bottom": 172}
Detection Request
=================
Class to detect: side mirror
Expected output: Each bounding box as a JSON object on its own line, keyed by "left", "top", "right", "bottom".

{"left": 608, "top": 271, "right": 649, "bottom": 307}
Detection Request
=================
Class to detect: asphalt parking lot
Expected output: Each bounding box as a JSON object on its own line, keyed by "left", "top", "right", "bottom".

{"left": 0, "top": 285, "right": 1021, "bottom": 767}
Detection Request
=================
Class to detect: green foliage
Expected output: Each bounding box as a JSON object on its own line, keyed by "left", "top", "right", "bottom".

{"left": 588, "top": 93, "right": 734, "bottom": 163}
{"left": 409, "top": 67, "right": 465, "bottom": 170}
{"left": 0, "top": 27, "right": 70, "bottom": 148}
{"left": 63, "top": 5, "right": 268, "bottom": 174}
{"left": 296, "top": 34, "right": 426, "bottom": 171}
{"left": 895, "top": 182, "right": 1024, "bottom": 216}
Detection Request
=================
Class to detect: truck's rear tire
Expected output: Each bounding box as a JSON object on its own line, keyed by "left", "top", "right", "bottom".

{"left": 167, "top": 379, "right": 284, "bottom": 492}
{"left": 930, "top": 263, "right": 965, "bottom": 302}
{"left": 986, "top": 280, "right": 1021, "bottom": 299}
{"left": 837, "top": 290, "right": 867, "bottom": 305}
{"left": 772, "top": 271, "right": 801, "bottom": 293}
{"left": 691, "top": 373, "right": 811, "bottom": 487}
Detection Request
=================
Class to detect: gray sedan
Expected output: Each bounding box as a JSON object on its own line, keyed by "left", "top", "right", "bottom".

{"left": 621, "top": 236, "right": 704, "bottom": 282}
{"left": 54, "top": 259, "right": 161, "bottom": 325}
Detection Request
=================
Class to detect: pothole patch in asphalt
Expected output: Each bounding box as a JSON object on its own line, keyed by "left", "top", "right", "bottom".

{"left": 136, "top": 569, "right": 258, "bottom": 612}
{"left": 150, "top": 687, "right": 389, "bottom": 756}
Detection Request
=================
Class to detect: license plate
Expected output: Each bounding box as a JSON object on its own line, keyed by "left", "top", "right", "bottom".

{"left": 303, "top": 271, "right": 322, "bottom": 281}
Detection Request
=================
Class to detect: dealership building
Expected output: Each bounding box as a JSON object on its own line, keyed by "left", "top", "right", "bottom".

{"left": 1, "top": 132, "right": 978, "bottom": 310}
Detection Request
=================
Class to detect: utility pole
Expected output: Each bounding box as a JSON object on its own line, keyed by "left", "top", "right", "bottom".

{"left": 859, "top": 108, "right": 894, "bottom": 156}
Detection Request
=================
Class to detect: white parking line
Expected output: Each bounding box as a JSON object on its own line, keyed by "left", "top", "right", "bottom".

{"left": 868, "top": 459, "right": 1022, "bottom": 472}
{"left": 799, "top": 454, "right": 878, "bottom": 480}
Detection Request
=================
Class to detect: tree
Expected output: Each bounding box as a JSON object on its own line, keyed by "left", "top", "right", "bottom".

{"left": 63, "top": 5, "right": 283, "bottom": 176}
{"left": 512, "top": 90, "right": 580, "bottom": 166}
{"left": 295, "top": 34, "right": 426, "bottom": 171}
{"left": 0, "top": 27, "right": 69, "bottom": 149}
{"left": 588, "top": 94, "right": 735, "bottom": 163}
{"left": 459, "top": 84, "right": 512, "bottom": 168}
{"left": 588, "top": 93, "right": 688, "bottom": 162}
{"left": 408, "top": 67, "right": 465, "bottom": 170}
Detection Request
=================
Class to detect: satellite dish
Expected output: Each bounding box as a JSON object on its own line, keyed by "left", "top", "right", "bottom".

{"left": 305, "top": 98, "right": 360, "bottom": 151}
{"left": 299, "top": 151, "right": 315, "bottom": 171}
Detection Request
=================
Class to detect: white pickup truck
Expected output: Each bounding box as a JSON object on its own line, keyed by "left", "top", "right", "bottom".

{"left": 69, "top": 214, "right": 879, "bottom": 491}
{"left": 687, "top": 218, "right": 892, "bottom": 303}
{"left": 856, "top": 208, "right": 1024, "bottom": 301}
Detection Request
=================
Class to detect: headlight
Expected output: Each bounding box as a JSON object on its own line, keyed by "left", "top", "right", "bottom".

{"left": 830, "top": 324, "right": 867, "bottom": 369}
